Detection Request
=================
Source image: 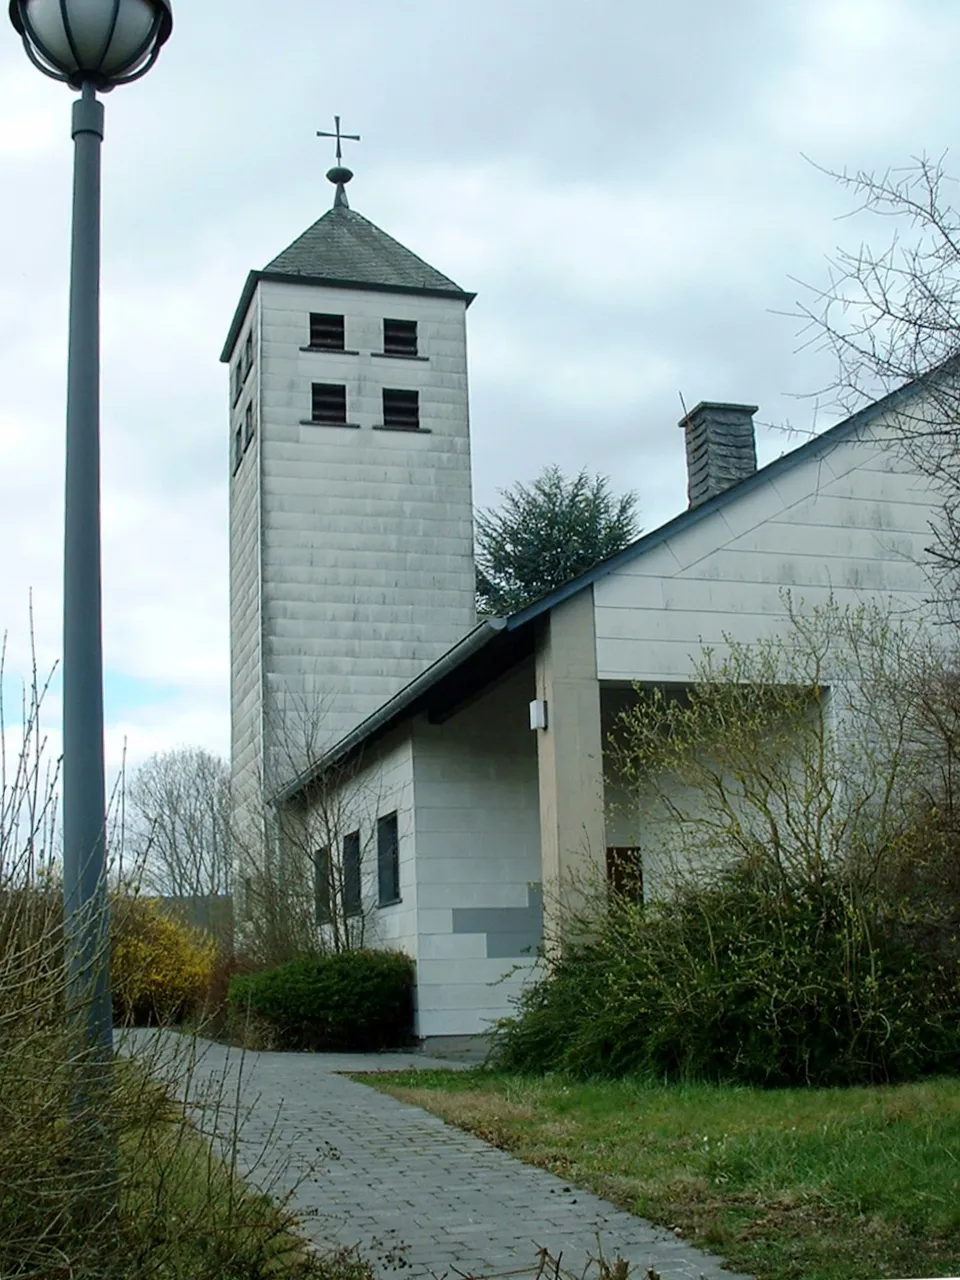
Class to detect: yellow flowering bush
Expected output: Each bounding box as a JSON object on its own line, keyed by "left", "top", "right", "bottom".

{"left": 111, "top": 896, "right": 216, "bottom": 1026}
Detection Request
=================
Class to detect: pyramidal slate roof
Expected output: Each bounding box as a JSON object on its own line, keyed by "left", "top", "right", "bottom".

{"left": 221, "top": 196, "right": 473, "bottom": 362}
{"left": 264, "top": 203, "right": 468, "bottom": 296}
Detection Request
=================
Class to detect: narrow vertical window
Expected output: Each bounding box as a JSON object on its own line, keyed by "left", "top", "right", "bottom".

{"left": 315, "top": 847, "right": 332, "bottom": 925}
{"left": 382, "top": 389, "right": 419, "bottom": 430}
{"left": 232, "top": 422, "right": 243, "bottom": 473}
{"left": 232, "top": 360, "right": 242, "bottom": 405}
{"left": 377, "top": 813, "right": 400, "bottom": 906}
{"left": 343, "top": 830, "right": 361, "bottom": 917}
{"left": 244, "top": 330, "right": 253, "bottom": 375}
{"left": 244, "top": 401, "right": 254, "bottom": 449}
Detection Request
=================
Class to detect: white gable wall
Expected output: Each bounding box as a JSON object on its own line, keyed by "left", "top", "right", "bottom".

{"left": 411, "top": 660, "right": 542, "bottom": 1037}
{"left": 597, "top": 420, "right": 939, "bottom": 901}
{"left": 595, "top": 422, "right": 936, "bottom": 682}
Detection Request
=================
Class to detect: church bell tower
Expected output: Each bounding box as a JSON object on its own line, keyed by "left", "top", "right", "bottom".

{"left": 223, "top": 122, "right": 477, "bottom": 820}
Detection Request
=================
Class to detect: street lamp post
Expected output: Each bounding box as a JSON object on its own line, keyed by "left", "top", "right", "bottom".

{"left": 8, "top": 1, "right": 173, "bottom": 1076}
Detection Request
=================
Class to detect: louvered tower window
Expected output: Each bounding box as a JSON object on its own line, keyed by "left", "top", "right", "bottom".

{"left": 311, "top": 383, "right": 347, "bottom": 424}
{"left": 383, "top": 318, "right": 418, "bottom": 356}
{"left": 382, "top": 389, "right": 419, "bottom": 430}
{"left": 309, "top": 313, "right": 345, "bottom": 350}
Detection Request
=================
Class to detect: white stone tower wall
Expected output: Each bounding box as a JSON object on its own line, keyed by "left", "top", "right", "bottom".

{"left": 250, "top": 280, "right": 476, "bottom": 789}
{"left": 228, "top": 295, "right": 264, "bottom": 836}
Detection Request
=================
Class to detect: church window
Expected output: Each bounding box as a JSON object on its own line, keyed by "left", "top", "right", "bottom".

{"left": 311, "top": 383, "right": 348, "bottom": 424}
{"left": 244, "top": 402, "right": 254, "bottom": 449}
{"left": 377, "top": 812, "right": 400, "bottom": 906}
{"left": 314, "top": 846, "right": 332, "bottom": 925}
{"left": 343, "top": 830, "right": 361, "bottom": 917}
{"left": 383, "top": 318, "right": 418, "bottom": 357}
{"left": 309, "top": 312, "right": 345, "bottom": 350}
{"left": 382, "top": 388, "right": 419, "bottom": 430}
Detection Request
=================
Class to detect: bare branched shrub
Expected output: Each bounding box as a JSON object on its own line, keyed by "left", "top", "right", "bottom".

{"left": 795, "top": 156, "right": 960, "bottom": 618}
{"left": 493, "top": 598, "right": 960, "bottom": 1084}
{"left": 233, "top": 688, "right": 388, "bottom": 969}
{"left": 0, "top": 626, "right": 372, "bottom": 1277}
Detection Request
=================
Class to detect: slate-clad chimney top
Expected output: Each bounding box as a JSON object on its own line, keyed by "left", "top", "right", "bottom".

{"left": 678, "top": 401, "right": 759, "bottom": 509}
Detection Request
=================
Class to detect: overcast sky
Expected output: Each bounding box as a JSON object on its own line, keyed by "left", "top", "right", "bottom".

{"left": 2, "top": 0, "right": 959, "bottom": 777}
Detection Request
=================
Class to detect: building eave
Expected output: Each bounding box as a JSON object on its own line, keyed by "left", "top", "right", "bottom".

{"left": 274, "top": 618, "right": 514, "bottom": 805}
{"left": 220, "top": 270, "right": 476, "bottom": 365}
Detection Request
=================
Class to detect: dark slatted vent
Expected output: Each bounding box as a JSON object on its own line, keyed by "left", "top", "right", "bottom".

{"left": 383, "top": 318, "right": 418, "bottom": 356}
{"left": 312, "top": 383, "right": 347, "bottom": 424}
{"left": 382, "top": 388, "right": 419, "bottom": 430}
{"left": 309, "top": 312, "right": 345, "bottom": 350}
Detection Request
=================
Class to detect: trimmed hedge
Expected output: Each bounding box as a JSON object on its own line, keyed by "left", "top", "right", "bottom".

{"left": 227, "top": 949, "right": 415, "bottom": 1051}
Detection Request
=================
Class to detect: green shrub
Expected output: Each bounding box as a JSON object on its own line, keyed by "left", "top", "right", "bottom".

{"left": 228, "top": 949, "right": 415, "bottom": 1051}
{"left": 490, "top": 858, "right": 960, "bottom": 1086}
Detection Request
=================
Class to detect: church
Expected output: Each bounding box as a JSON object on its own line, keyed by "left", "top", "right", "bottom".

{"left": 222, "top": 135, "right": 941, "bottom": 1043}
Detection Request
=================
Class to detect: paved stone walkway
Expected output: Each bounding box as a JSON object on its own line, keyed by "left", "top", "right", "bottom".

{"left": 120, "top": 1030, "right": 752, "bottom": 1280}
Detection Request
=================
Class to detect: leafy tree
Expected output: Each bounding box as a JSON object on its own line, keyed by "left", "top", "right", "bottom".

{"left": 475, "top": 465, "right": 640, "bottom": 616}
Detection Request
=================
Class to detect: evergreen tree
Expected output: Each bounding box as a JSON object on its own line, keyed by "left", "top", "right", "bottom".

{"left": 475, "top": 465, "right": 640, "bottom": 616}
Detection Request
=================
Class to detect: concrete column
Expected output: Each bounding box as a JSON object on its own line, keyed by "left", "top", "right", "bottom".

{"left": 534, "top": 588, "right": 606, "bottom": 941}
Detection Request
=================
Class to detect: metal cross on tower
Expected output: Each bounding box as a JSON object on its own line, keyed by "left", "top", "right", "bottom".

{"left": 317, "top": 114, "right": 360, "bottom": 165}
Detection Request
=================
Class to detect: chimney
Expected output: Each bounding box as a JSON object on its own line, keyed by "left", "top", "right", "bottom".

{"left": 678, "top": 401, "right": 758, "bottom": 509}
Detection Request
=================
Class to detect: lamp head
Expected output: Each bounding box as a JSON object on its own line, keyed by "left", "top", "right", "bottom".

{"left": 9, "top": 0, "right": 172, "bottom": 90}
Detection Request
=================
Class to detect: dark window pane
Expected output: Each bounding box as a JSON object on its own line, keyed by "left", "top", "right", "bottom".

{"left": 312, "top": 383, "right": 347, "bottom": 424}
{"left": 309, "top": 313, "right": 345, "bottom": 350}
{"left": 233, "top": 424, "right": 243, "bottom": 473}
{"left": 343, "top": 830, "right": 361, "bottom": 916}
{"left": 232, "top": 361, "right": 242, "bottom": 405}
{"left": 382, "top": 388, "right": 419, "bottom": 430}
{"left": 606, "top": 847, "right": 643, "bottom": 902}
{"left": 315, "top": 847, "right": 332, "bottom": 925}
{"left": 383, "top": 318, "right": 418, "bottom": 356}
{"left": 377, "top": 813, "right": 400, "bottom": 905}
{"left": 244, "top": 331, "right": 253, "bottom": 373}
{"left": 244, "top": 402, "right": 254, "bottom": 448}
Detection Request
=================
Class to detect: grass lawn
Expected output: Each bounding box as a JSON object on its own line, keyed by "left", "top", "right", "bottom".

{"left": 355, "top": 1069, "right": 960, "bottom": 1280}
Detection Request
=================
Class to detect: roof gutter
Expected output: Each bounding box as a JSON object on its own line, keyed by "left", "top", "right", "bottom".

{"left": 273, "top": 617, "right": 507, "bottom": 805}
